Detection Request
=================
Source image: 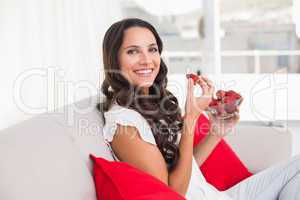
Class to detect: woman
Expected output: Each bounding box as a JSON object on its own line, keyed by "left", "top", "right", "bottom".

{"left": 98, "top": 18, "right": 300, "bottom": 200}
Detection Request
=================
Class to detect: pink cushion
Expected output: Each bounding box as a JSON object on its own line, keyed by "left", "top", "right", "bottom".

{"left": 90, "top": 155, "right": 186, "bottom": 200}
{"left": 193, "top": 114, "right": 252, "bottom": 191}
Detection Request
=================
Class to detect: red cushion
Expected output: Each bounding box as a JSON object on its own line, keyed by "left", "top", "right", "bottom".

{"left": 193, "top": 114, "right": 252, "bottom": 191}
{"left": 90, "top": 155, "right": 186, "bottom": 200}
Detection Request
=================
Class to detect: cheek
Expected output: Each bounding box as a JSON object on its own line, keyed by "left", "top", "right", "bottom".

{"left": 119, "top": 56, "right": 134, "bottom": 74}
{"left": 119, "top": 57, "right": 140, "bottom": 83}
{"left": 120, "top": 54, "right": 139, "bottom": 69}
{"left": 156, "top": 58, "right": 161, "bottom": 67}
{"left": 154, "top": 57, "right": 161, "bottom": 70}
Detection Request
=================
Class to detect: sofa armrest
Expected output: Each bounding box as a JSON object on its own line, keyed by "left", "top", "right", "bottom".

{"left": 224, "top": 121, "right": 292, "bottom": 173}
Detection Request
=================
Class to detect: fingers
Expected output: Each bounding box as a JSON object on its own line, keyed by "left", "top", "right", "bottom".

{"left": 208, "top": 112, "right": 240, "bottom": 123}
{"left": 228, "top": 113, "right": 240, "bottom": 123}
{"left": 222, "top": 113, "right": 240, "bottom": 127}
{"left": 195, "top": 76, "right": 214, "bottom": 97}
{"left": 186, "top": 78, "right": 194, "bottom": 103}
{"left": 226, "top": 115, "right": 239, "bottom": 132}
{"left": 202, "top": 76, "right": 215, "bottom": 95}
{"left": 195, "top": 76, "right": 209, "bottom": 95}
{"left": 200, "top": 76, "right": 212, "bottom": 87}
{"left": 209, "top": 112, "right": 240, "bottom": 137}
{"left": 207, "top": 111, "right": 215, "bottom": 120}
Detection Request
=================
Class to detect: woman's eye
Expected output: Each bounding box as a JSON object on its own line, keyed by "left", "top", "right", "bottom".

{"left": 149, "top": 47, "right": 158, "bottom": 53}
{"left": 127, "top": 49, "right": 138, "bottom": 55}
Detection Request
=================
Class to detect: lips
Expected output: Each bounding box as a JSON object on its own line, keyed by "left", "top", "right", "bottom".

{"left": 134, "top": 68, "right": 154, "bottom": 76}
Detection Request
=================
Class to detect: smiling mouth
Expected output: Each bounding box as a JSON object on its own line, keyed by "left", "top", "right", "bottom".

{"left": 134, "top": 69, "right": 154, "bottom": 77}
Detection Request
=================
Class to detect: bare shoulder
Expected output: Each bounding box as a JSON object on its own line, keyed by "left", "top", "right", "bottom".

{"left": 111, "top": 124, "right": 168, "bottom": 184}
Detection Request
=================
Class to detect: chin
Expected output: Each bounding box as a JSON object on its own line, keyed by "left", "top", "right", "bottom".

{"left": 138, "top": 82, "right": 153, "bottom": 87}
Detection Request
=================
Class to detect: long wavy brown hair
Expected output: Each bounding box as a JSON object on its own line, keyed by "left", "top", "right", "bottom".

{"left": 97, "top": 18, "right": 183, "bottom": 171}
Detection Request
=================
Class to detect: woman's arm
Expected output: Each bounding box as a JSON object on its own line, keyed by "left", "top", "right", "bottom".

{"left": 193, "top": 132, "right": 221, "bottom": 166}
{"left": 167, "top": 76, "right": 214, "bottom": 196}
{"left": 167, "top": 116, "right": 196, "bottom": 196}
{"left": 193, "top": 113, "right": 240, "bottom": 166}
{"left": 111, "top": 123, "right": 193, "bottom": 196}
{"left": 111, "top": 117, "right": 199, "bottom": 197}
{"left": 111, "top": 124, "right": 169, "bottom": 184}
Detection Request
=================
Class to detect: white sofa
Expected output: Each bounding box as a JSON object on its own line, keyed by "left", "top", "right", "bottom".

{"left": 0, "top": 95, "right": 293, "bottom": 200}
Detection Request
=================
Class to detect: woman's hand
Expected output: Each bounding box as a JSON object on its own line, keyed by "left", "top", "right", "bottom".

{"left": 184, "top": 75, "right": 214, "bottom": 121}
{"left": 208, "top": 112, "right": 240, "bottom": 138}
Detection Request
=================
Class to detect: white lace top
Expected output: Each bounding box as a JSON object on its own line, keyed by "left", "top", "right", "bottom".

{"left": 102, "top": 102, "right": 232, "bottom": 200}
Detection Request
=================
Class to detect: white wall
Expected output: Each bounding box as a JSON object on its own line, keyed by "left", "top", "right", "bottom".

{"left": 0, "top": 0, "right": 122, "bottom": 131}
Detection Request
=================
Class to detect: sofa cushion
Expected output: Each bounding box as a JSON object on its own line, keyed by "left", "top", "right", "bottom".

{"left": 90, "top": 155, "right": 186, "bottom": 200}
{"left": 0, "top": 115, "right": 97, "bottom": 200}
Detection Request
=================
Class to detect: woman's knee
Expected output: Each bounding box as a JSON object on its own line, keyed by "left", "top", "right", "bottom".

{"left": 279, "top": 173, "right": 300, "bottom": 200}
{"left": 289, "top": 155, "right": 300, "bottom": 167}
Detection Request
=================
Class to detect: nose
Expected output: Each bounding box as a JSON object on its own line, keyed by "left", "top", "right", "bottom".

{"left": 139, "top": 51, "right": 151, "bottom": 64}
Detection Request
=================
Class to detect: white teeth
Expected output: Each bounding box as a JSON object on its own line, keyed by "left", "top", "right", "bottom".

{"left": 134, "top": 69, "right": 153, "bottom": 74}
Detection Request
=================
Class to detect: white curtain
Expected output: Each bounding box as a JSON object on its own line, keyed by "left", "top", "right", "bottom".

{"left": 0, "top": 0, "right": 122, "bottom": 130}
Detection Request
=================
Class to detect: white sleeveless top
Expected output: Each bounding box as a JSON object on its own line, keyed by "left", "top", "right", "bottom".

{"left": 102, "top": 102, "right": 232, "bottom": 200}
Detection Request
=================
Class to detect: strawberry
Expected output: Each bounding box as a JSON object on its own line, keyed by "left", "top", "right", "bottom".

{"left": 223, "top": 95, "right": 236, "bottom": 104}
{"left": 225, "top": 90, "right": 241, "bottom": 99}
{"left": 209, "top": 99, "right": 226, "bottom": 116}
{"left": 186, "top": 73, "right": 199, "bottom": 85}
{"left": 216, "top": 90, "right": 226, "bottom": 100}
{"left": 209, "top": 98, "right": 218, "bottom": 107}
{"left": 208, "top": 89, "right": 243, "bottom": 118}
{"left": 224, "top": 102, "right": 236, "bottom": 113}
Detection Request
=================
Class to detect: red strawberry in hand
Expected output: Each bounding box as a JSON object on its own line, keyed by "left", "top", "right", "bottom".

{"left": 216, "top": 90, "right": 226, "bottom": 100}
{"left": 209, "top": 98, "right": 218, "bottom": 107}
{"left": 209, "top": 98, "right": 226, "bottom": 116}
{"left": 186, "top": 73, "right": 199, "bottom": 85}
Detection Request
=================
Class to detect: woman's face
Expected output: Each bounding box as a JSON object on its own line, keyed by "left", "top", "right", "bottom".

{"left": 118, "top": 27, "right": 161, "bottom": 93}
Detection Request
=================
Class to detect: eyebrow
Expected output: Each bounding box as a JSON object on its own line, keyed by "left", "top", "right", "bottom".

{"left": 124, "top": 43, "right": 157, "bottom": 49}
